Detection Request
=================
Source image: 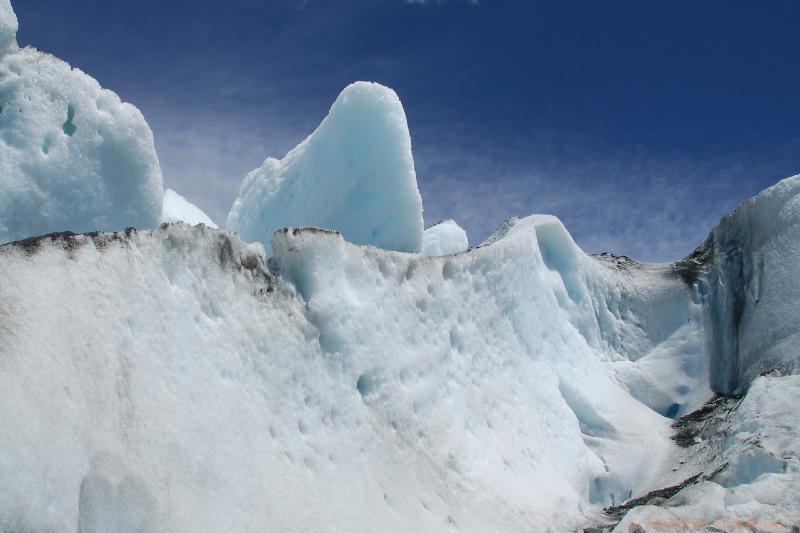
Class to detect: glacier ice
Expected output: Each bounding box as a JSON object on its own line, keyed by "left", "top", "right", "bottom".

{"left": 3, "top": 175, "right": 798, "bottom": 531}
{"left": 227, "top": 81, "right": 424, "bottom": 254}
{"left": 161, "top": 188, "right": 217, "bottom": 228}
{"left": 0, "top": 4, "right": 798, "bottom": 527}
{"left": 422, "top": 219, "right": 469, "bottom": 256}
{"left": 0, "top": 0, "right": 163, "bottom": 245}
{"left": 676, "top": 176, "right": 800, "bottom": 394}
{"left": 0, "top": 0, "right": 16, "bottom": 52}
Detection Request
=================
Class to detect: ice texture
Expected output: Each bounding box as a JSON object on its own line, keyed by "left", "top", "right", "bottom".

{"left": 0, "top": 2, "right": 163, "bottom": 245}
{"left": 676, "top": 175, "right": 800, "bottom": 394}
{"left": 227, "top": 81, "right": 424, "bottom": 254}
{"left": 422, "top": 219, "right": 468, "bottom": 256}
{"left": 0, "top": 0, "right": 16, "bottom": 52}
{"left": 162, "top": 189, "right": 217, "bottom": 228}
{"left": 1, "top": 173, "right": 799, "bottom": 529}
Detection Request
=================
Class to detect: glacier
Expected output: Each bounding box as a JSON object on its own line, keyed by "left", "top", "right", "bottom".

{"left": 422, "top": 219, "right": 469, "bottom": 256}
{"left": 0, "top": 0, "right": 163, "bottom": 245}
{"left": 0, "top": 0, "right": 799, "bottom": 530}
{"left": 227, "top": 81, "right": 424, "bottom": 255}
{"left": 1, "top": 175, "right": 799, "bottom": 532}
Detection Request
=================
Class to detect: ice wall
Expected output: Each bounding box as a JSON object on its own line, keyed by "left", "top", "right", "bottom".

{"left": 2, "top": 175, "right": 799, "bottom": 530}
{"left": 0, "top": 1, "right": 163, "bottom": 245}
{"left": 227, "top": 82, "right": 424, "bottom": 254}
{"left": 676, "top": 174, "right": 800, "bottom": 394}
{"left": 0, "top": 218, "right": 695, "bottom": 532}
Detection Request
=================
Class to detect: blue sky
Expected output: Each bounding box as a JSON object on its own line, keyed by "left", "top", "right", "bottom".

{"left": 15, "top": 0, "right": 800, "bottom": 261}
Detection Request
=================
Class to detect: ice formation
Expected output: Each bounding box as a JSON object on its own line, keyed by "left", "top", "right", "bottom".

{"left": 0, "top": 0, "right": 163, "bottom": 245}
{"left": 0, "top": 2, "right": 798, "bottom": 528}
{"left": 1, "top": 175, "right": 798, "bottom": 531}
{"left": 227, "top": 81, "right": 424, "bottom": 254}
{"left": 161, "top": 188, "right": 217, "bottom": 228}
{"left": 0, "top": 0, "right": 17, "bottom": 52}
{"left": 421, "top": 219, "right": 469, "bottom": 256}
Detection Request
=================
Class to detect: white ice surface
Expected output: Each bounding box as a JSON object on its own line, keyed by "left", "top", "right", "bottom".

{"left": 161, "top": 188, "right": 217, "bottom": 228}
{"left": 227, "top": 81, "right": 424, "bottom": 254}
{"left": 0, "top": 0, "right": 163, "bottom": 245}
{"left": 422, "top": 219, "right": 468, "bottom": 256}
{"left": 1, "top": 175, "right": 799, "bottom": 530}
{"left": 0, "top": 218, "right": 689, "bottom": 532}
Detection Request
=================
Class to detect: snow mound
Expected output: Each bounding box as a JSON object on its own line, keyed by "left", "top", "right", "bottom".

{"left": 422, "top": 219, "right": 468, "bottom": 256}
{"left": 162, "top": 188, "right": 217, "bottom": 228}
{"left": 0, "top": 0, "right": 16, "bottom": 52}
{"left": 0, "top": 3, "right": 163, "bottom": 245}
{"left": 227, "top": 81, "right": 424, "bottom": 254}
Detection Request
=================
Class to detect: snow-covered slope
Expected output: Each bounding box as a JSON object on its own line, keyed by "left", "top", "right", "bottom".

{"left": 161, "top": 189, "right": 217, "bottom": 228}
{"left": 0, "top": 1, "right": 163, "bottom": 245}
{"left": 422, "top": 219, "right": 469, "bottom": 256}
{"left": 3, "top": 176, "right": 797, "bottom": 531}
{"left": 227, "top": 81, "right": 424, "bottom": 255}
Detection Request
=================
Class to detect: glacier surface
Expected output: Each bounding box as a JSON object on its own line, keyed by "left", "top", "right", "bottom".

{"left": 422, "top": 219, "right": 469, "bottom": 256}
{"left": 1, "top": 176, "right": 798, "bottom": 532}
{"left": 0, "top": 0, "right": 163, "bottom": 245}
{"left": 227, "top": 81, "right": 424, "bottom": 255}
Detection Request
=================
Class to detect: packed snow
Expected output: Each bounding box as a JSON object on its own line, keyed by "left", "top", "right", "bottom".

{"left": 421, "top": 219, "right": 469, "bottom": 256}
{"left": 227, "top": 81, "right": 424, "bottom": 254}
{"left": 161, "top": 188, "right": 217, "bottom": 228}
{"left": 0, "top": 0, "right": 163, "bottom": 245}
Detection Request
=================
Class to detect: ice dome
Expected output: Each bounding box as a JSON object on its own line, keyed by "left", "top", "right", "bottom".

{"left": 0, "top": 0, "right": 163, "bottom": 244}
{"left": 227, "top": 81, "right": 424, "bottom": 254}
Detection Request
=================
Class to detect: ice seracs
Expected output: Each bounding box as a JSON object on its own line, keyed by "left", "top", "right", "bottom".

{"left": 227, "top": 81, "right": 424, "bottom": 254}
{"left": 0, "top": 0, "right": 163, "bottom": 245}
{"left": 161, "top": 188, "right": 217, "bottom": 228}
{"left": 421, "top": 219, "right": 468, "bottom": 256}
